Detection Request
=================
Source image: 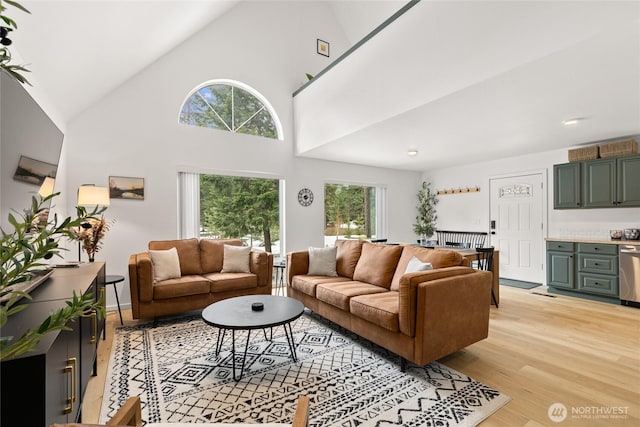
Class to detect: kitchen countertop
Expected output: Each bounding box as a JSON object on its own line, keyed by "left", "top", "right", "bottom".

{"left": 546, "top": 237, "right": 640, "bottom": 245}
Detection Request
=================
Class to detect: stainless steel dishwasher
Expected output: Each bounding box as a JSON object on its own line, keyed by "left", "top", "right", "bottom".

{"left": 620, "top": 244, "right": 640, "bottom": 308}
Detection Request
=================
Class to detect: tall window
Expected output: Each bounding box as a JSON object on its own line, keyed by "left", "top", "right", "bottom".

{"left": 179, "top": 172, "right": 281, "bottom": 256}
{"left": 324, "top": 183, "right": 386, "bottom": 246}
{"left": 179, "top": 80, "right": 283, "bottom": 140}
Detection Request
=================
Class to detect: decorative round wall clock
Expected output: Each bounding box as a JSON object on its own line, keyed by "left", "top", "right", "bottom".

{"left": 297, "top": 188, "right": 314, "bottom": 206}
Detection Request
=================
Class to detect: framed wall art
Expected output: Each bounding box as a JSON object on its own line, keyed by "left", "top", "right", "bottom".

{"left": 13, "top": 155, "right": 57, "bottom": 186}
{"left": 317, "top": 39, "right": 330, "bottom": 57}
{"left": 109, "top": 176, "right": 144, "bottom": 200}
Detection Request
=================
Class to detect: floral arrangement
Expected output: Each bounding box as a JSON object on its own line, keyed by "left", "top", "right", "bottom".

{"left": 75, "top": 216, "right": 111, "bottom": 262}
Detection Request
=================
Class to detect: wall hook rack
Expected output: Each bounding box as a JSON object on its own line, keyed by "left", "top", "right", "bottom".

{"left": 437, "top": 186, "right": 480, "bottom": 196}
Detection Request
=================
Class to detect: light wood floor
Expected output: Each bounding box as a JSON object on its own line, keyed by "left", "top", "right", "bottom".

{"left": 82, "top": 285, "right": 640, "bottom": 426}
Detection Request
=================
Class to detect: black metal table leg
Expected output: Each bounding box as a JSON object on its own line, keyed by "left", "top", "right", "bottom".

{"left": 283, "top": 322, "right": 298, "bottom": 362}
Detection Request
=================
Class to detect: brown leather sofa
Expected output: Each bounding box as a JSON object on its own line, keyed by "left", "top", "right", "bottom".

{"left": 128, "top": 238, "right": 273, "bottom": 319}
{"left": 286, "top": 240, "right": 492, "bottom": 369}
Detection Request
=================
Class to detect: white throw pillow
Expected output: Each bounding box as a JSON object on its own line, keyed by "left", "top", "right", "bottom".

{"left": 405, "top": 256, "right": 433, "bottom": 274}
{"left": 308, "top": 246, "right": 338, "bottom": 276}
{"left": 149, "top": 247, "right": 181, "bottom": 282}
{"left": 221, "top": 244, "right": 251, "bottom": 273}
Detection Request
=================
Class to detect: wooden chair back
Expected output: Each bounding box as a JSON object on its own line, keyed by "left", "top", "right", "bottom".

{"left": 51, "top": 395, "right": 310, "bottom": 427}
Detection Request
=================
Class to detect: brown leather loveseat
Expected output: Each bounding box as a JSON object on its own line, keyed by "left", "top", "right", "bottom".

{"left": 286, "top": 240, "right": 492, "bottom": 370}
{"left": 128, "top": 238, "right": 273, "bottom": 319}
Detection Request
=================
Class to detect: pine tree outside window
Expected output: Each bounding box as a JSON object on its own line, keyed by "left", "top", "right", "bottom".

{"left": 179, "top": 80, "right": 283, "bottom": 140}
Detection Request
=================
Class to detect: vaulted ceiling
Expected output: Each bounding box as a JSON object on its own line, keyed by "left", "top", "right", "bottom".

{"left": 9, "top": 1, "right": 640, "bottom": 171}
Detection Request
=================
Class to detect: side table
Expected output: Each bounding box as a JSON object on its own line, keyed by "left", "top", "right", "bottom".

{"left": 273, "top": 259, "right": 286, "bottom": 296}
{"left": 105, "top": 275, "right": 125, "bottom": 326}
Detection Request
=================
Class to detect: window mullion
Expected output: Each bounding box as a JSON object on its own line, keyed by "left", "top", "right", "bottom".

{"left": 196, "top": 92, "right": 232, "bottom": 132}
{"left": 236, "top": 106, "right": 265, "bottom": 133}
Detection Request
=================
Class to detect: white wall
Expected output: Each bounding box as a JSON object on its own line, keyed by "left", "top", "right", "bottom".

{"left": 60, "top": 1, "right": 422, "bottom": 312}
{"left": 423, "top": 143, "right": 640, "bottom": 242}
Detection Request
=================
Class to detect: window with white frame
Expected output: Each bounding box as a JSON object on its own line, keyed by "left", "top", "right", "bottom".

{"left": 179, "top": 80, "right": 283, "bottom": 140}
{"left": 179, "top": 172, "right": 282, "bottom": 257}
{"left": 324, "top": 182, "right": 387, "bottom": 246}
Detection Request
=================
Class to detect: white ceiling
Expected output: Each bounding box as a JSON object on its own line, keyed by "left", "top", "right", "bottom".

{"left": 294, "top": 0, "right": 640, "bottom": 171}
{"left": 9, "top": 1, "right": 640, "bottom": 172}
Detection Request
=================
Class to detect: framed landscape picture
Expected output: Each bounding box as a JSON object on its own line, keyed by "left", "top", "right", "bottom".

{"left": 13, "top": 155, "right": 57, "bottom": 186}
{"left": 109, "top": 176, "right": 144, "bottom": 200}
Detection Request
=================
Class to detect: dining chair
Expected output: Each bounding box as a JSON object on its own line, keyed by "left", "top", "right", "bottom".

{"left": 475, "top": 247, "right": 498, "bottom": 308}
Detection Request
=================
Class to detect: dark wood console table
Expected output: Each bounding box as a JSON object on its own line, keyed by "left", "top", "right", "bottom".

{"left": 0, "top": 262, "right": 105, "bottom": 426}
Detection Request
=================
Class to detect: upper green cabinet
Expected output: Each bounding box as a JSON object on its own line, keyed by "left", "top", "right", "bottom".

{"left": 582, "top": 158, "right": 616, "bottom": 208}
{"left": 617, "top": 156, "right": 640, "bottom": 206}
{"left": 554, "top": 162, "right": 581, "bottom": 209}
{"left": 554, "top": 154, "right": 640, "bottom": 209}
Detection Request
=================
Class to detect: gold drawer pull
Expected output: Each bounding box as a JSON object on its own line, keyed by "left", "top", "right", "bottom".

{"left": 63, "top": 357, "right": 77, "bottom": 414}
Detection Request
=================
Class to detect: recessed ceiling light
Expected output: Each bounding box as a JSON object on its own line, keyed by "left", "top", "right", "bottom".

{"left": 407, "top": 149, "right": 418, "bottom": 156}
{"left": 562, "top": 117, "right": 585, "bottom": 126}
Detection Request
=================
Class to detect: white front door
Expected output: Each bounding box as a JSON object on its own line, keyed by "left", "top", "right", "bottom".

{"left": 489, "top": 173, "right": 545, "bottom": 283}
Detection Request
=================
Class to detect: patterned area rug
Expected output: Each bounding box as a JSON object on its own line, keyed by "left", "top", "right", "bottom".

{"left": 101, "top": 310, "right": 510, "bottom": 426}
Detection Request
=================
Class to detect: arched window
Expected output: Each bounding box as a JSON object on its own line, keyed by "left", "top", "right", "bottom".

{"left": 179, "top": 80, "right": 283, "bottom": 140}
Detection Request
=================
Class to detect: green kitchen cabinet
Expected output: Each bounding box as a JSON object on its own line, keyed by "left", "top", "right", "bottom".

{"left": 546, "top": 241, "right": 575, "bottom": 289}
{"left": 582, "top": 158, "right": 616, "bottom": 208}
{"left": 617, "top": 155, "right": 640, "bottom": 206}
{"left": 553, "top": 154, "right": 640, "bottom": 209}
{"left": 546, "top": 241, "right": 620, "bottom": 301}
{"left": 553, "top": 163, "right": 581, "bottom": 209}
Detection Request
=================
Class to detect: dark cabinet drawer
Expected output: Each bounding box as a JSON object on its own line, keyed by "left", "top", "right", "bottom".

{"left": 547, "top": 241, "right": 575, "bottom": 252}
{"left": 577, "top": 273, "right": 619, "bottom": 297}
{"left": 577, "top": 243, "right": 618, "bottom": 255}
{"left": 578, "top": 254, "right": 618, "bottom": 275}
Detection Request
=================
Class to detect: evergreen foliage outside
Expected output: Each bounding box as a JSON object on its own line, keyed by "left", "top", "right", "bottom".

{"left": 413, "top": 181, "right": 438, "bottom": 240}
{"left": 324, "top": 184, "right": 375, "bottom": 238}
{"left": 180, "top": 83, "right": 278, "bottom": 138}
{"left": 199, "top": 175, "right": 279, "bottom": 253}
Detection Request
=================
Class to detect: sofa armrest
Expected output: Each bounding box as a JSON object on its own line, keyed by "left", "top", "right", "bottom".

{"left": 413, "top": 270, "right": 492, "bottom": 365}
{"left": 286, "top": 251, "right": 310, "bottom": 285}
{"left": 250, "top": 250, "right": 273, "bottom": 288}
{"left": 128, "top": 252, "right": 154, "bottom": 315}
{"left": 398, "top": 266, "right": 476, "bottom": 336}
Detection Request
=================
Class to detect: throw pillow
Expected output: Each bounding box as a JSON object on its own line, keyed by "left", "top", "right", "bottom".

{"left": 308, "top": 246, "right": 338, "bottom": 276}
{"left": 221, "top": 244, "right": 251, "bottom": 273}
{"left": 405, "top": 256, "right": 433, "bottom": 273}
{"left": 149, "top": 247, "right": 181, "bottom": 282}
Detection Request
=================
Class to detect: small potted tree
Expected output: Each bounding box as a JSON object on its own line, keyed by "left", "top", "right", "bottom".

{"left": 413, "top": 181, "right": 438, "bottom": 245}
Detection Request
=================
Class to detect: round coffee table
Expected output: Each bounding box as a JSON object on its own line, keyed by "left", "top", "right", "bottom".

{"left": 202, "top": 295, "right": 304, "bottom": 381}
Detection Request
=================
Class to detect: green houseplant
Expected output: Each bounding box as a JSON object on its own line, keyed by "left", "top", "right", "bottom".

{"left": 0, "top": 193, "right": 105, "bottom": 361}
{"left": 0, "top": 0, "right": 31, "bottom": 85}
{"left": 413, "top": 181, "right": 438, "bottom": 242}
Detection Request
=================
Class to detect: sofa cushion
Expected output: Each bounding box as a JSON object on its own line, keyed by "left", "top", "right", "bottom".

{"left": 308, "top": 246, "right": 338, "bottom": 276}
{"left": 149, "top": 247, "right": 181, "bottom": 282}
{"left": 149, "top": 238, "right": 203, "bottom": 275}
{"left": 405, "top": 256, "right": 433, "bottom": 273}
{"left": 335, "top": 239, "right": 363, "bottom": 279}
{"left": 291, "top": 275, "right": 351, "bottom": 297}
{"left": 200, "top": 238, "right": 242, "bottom": 273}
{"left": 221, "top": 245, "right": 251, "bottom": 273}
{"left": 353, "top": 242, "right": 403, "bottom": 289}
{"left": 350, "top": 292, "right": 400, "bottom": 332}
{"left": 391, "top": 246, "right": 464, "bottom": 290}
{"left": 204, "top": 272, "right": 257, "bottom": 292}
{"left": 316, "top": 281, "right": 387, "bottom": 311}
{"left": 152, "top": 275, "right": 210, "bottom": 300}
